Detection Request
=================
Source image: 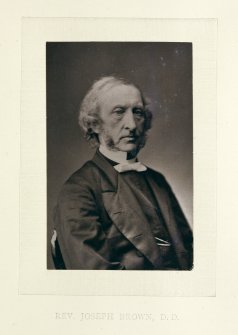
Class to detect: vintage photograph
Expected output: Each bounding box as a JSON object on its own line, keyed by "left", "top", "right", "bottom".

{"left": 47, "top": 42, "right": 193, "bottom": 270}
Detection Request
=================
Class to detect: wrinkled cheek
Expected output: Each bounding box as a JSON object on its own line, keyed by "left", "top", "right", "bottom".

{"left": 112, "top": 129, "right": 123, "bottom": 145}
{"left": 113, "top": 136, "right": 122, "bottom": 146}
{"left": 102, "top": 129, "right": 120, "bottom": 146}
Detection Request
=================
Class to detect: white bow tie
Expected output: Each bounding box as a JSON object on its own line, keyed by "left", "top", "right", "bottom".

{"left": 114, "top": 162, "right": 147, "bottom": 173}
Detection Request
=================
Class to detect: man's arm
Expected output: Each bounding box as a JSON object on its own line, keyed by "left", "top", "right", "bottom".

{"left": 162, "top": 176, "right": 193, "bottom": 269}
{"left": 54, "top": 174, "right": 125, "bottom": 270}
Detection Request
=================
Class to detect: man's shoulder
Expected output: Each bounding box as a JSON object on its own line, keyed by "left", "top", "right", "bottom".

{"left": 146, "top": 166, "right": 168, "bottom": 186}
{"left": 65, "top": 158, "right": 99, "bottom": 185}
{"left": 57, "top": 158, "right": 101, "bottom": 202}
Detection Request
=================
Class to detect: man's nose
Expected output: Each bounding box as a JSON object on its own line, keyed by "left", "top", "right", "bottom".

{"left": 124, "top": 109, "right": 136, "bottom": 130}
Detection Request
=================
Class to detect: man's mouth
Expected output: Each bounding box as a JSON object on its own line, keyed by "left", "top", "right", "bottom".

{"left": 121, "top": 134, "right": 137, "bottom": 139}
{"left": 121, "top": 135, "right": 137, "bottom": 141}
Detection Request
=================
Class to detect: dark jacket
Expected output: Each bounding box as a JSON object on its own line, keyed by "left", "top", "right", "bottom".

{"left": 54, "top": 151, "right": 193, "bottom": 270}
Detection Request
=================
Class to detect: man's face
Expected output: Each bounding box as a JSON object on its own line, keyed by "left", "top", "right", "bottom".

{"left": 96, "top": 84, "right": 146, "bottom": 153}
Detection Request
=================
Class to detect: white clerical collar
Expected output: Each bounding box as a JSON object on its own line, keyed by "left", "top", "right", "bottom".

{"left": 99, "top": 145, "right": 137, "bottom": 164}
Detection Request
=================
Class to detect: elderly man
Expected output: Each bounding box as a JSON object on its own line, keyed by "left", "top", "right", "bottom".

{"left": 52, "top": 76, "right": 193, "bottom": 270}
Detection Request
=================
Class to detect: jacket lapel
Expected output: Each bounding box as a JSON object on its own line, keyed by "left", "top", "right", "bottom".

{"left": 92, "top": 151, "right": 164, "bottom": 268}
{"left": 102, "top": 176, "right": 165, "bottom": 268}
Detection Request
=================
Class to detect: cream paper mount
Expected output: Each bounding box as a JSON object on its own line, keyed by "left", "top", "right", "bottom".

{"left": 20, "top": 18, "right": 217, "bottom": 296}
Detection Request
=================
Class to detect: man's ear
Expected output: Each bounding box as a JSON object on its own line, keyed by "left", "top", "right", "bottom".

{"left": 91, "top": 122, "right": 101, "bottom": 134}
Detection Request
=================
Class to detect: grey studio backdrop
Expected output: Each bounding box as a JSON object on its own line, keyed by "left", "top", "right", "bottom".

{"left": 47, "top": 42, "right": 193, "bottom": 269}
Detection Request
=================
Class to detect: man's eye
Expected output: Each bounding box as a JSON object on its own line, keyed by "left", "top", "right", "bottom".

{"left": 133, "top": 108, "right": 145, "bottom": 118}
{"left": 114, "top": 108, "right": 125, "bottom": 115}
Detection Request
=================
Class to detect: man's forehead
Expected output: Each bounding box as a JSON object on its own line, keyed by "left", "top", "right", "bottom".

{"left": 99, "top": 84, "right": 143, "bottom": 106}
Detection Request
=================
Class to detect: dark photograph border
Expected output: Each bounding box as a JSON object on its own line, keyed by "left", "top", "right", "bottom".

{"left": 47, "top": 42, "right": 193, "bottom": 270}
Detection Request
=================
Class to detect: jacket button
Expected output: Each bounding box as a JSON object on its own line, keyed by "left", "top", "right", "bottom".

{"left": 136, "top": 250, "right": 143, "bottom": 257}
